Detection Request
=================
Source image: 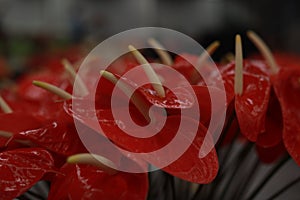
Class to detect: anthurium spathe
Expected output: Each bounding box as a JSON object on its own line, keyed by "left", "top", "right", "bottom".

{"left": 0, "top": 148, "right": 56, "bottom": 200}
{"left": 48, "top": 163, "right": 149, "bottom": 200}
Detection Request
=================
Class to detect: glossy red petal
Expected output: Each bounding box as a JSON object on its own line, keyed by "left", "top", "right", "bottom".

{"left": 100, "top": 114, "right": 219, "bottom": 184}
{"left": 48, "top": 164, "right": 148, "bottom": 200}
{"left": 0, "top": 148, "right": 55, "bottom": 200}
{"left": 251, "top": 52, "right": 300, "bottom": 69}
{"left": 0, "top": 113, "right": 42, "bottom": 145}
{"left": 0, "top": 110, "right": 84, "bottom": 156}
{"left": 161, "top": 117, "right": 219, "bottom": 184}
{"left": 172, "top": 54, "right": 200, "bottom": 84}
{"left": 189, "top": 85, "right": 227, "bottom": 127}
{"left": 272, "top": 68, "right": 300, "bottom": 165}
{"left": 106, "top": 53, "right": 140, "bottom": 76}
{"left": 235, "top": 74, "right": 271, "bottom": 142}
{"left": 66, "top": 97, "right": 219, "bottom": 183}
{"left": 13, "top": 121, "right": 86, "bottom": 156}
{"left": 172, "top": 53, "right": 216, "bottom": 84}
{"left": 256, "top": 89, "right": 283, "bottom": 147}
{"left": 17, "top": 71, "right": 71, "bottom": 102}
{"left": 96, "top": 70, "right": 195, "bottom": 111}
{"left": 217, "top": 61, "right": 272, "bottom": 143}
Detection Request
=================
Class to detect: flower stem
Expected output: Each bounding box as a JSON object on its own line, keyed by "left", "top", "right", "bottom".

{"left": 0, "top": 95, "right": 12, "bottom": 113}
{"left": 245, "top": 155, "right": 290, "bottom": 200}
{"left": 62, "top": 59, "right": 89, "bottom": 97}
{"left": 219, "top": 142, "right": 254, "bottom": 200}
{"left": 191, "top": 184, "right": 204, "bottom": 200}
{"left": 216, "top": 110, "right": 236, "bottom": 147}
{"left": 148, "top": 38, "right": 173, "bottom": 66}
{"left": 246, "top": 30, "right": 279, "bottom": 74}
{"left": 205, "top": 129, "right": 240, "bottom": 200}
{"left": 128, "top": 45, "right": 165, "bottom": 98}
{"left": 266, "top": 176, "right": 300, "bottom": 200}
{"left": 232, "top": 158, "right": 260, "bottom": 200}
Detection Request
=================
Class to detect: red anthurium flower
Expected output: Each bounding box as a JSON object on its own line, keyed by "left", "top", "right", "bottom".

{"left": 238, "top": 66, "right": 282, "bottom": 149}
{"left": 96, "top": 68, "right": 225, "bottom": 121}
{"left": 160, "top": 116, "right": 219, "bottom": 184}
{"left": 48, "top": 164, "right": 148, "bottom": 200}
{"left": 11, "top": 119, "right": 86, "bottom": 157}
{"left": 272, "top": 67, "right": 300, "bottom": 165}
{"left": 95, "top": 76, "right": 194, "bottom": 113}
{"left": 251, "top": 52, "right": 300, "bottom": 70}
{"left": 172, "top": 53, "right": 218, "bottom": 85}
{"left": 0, "top": 112, "right": 42, "bottom": 132}
{"left": 234, "top": 68, "right": 271, "bottom": 142}
{"left": 107, "top": 53, "right": 140, "bottom": 76}
{"left": 17, "top": 71, "right": 72, "bottom": 103}
{"left": 272, "top": 52, "right": 300, "bottom": 69}
{"left": 213, "top": 48, "right": 284, "bottom": 150}
{"left": 0, "top": 148, "right": 55, "bottom": 200}
{"left": 0, "top": 110, "right": 86, "bottom": 157}
{"left": 246, "top": 31, "right": 300, "bottom": 161}
{"left": 0, "top": 112, "right": 42, "bottom": 148}
{"left": 96, "top": 111, "right": 219, "bottom": 184}
{"left": 256, "top": 89, "right": 283, "bottom": 147}
{"left": 66, "top": 71, "right": 220, "bottom": 183}
{"left": 201, "top": 52, "right": 283, "bottom": 159}
{"left": 172, "top": 53, "right": 200, "bottom": 84}
{"left": 209, "top": 60, "right": 272, "bottom": 143}
{"left": 186, "top": 85, "right": 226, "bottom": 126}
{"left": 171, "top": 41, "right": 220, "bottom": 85}
{"left": 0, "top": 73, "right": 87, "bottom": 156}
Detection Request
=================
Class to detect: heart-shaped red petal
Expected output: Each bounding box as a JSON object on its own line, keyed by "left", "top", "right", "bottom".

{"left": 272, "top": 67, "right": 300, "bottom": 165}
{"left": 48, "top": 164, "right": 148, "bottom": 200}
{"left": 0, "top": 148, "right": 55, "bottom": 200}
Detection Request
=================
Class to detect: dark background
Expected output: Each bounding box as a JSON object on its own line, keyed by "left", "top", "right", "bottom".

{"left": 0, "top": 0, "right": 299, "bottom": 54}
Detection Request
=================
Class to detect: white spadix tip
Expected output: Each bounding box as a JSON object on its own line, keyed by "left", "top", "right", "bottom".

{"left": 128, "top": 45, "right": 165, "bottom": 98}
{"left": 62, "top": 59, "right": 76, "bottom": 79}
{"left": 206, "top": 41, "right": 220, "bottom": 55}
{"left": 32, "top": 81, "right": 72, "bottom": 100}
{"left": 100, "top": 70, "right": 118, "bottom": 84}
{"left": 100, "top": 70, "right": 151, "bottom": 122}
{"left": 0, "top": 130, "right": 13, "bottom": 138}
{"left": 0, "top": 96, "right": 13, "bottom": 113}
{"left": 247, "top": 30, "right": 279, "bottom": 74}
{"left": 234, "top": 34, "right": 244, "bottom": 96}
{"left": 147, "top": 38, "right": 173, "bottom": 66}
{"left": 67, "top": 153, "right": 118, "bottom": 175}
{"left": 0, "top": 131, "right": 32, "bottom": 146}
{"left": 197, "top": 40, "right": 220, "bottom": 69}
{"left": 62, "top": 59, "right": 89, "bottom": 97}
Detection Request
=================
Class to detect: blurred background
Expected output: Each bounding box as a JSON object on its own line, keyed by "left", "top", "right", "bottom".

{"left": 0, "top": 0, "right": 299, "bottom": 87}
{"left": 0, "top": 0, "right": 299, "bottom": 77}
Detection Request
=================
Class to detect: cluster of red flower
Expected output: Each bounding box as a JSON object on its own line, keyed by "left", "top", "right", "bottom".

{"left": 0, "top": 31, "right": 299, "bottom": 199}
